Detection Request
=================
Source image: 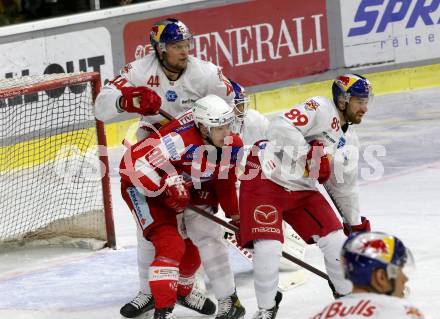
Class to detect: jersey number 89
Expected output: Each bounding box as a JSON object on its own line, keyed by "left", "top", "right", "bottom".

{"left": 284, "top": 108, "right": 309, "bottom": 126}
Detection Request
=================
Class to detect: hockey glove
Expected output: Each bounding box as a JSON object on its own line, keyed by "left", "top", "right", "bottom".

{"left": 305, "top": 140, "right": 331, "bottom": 184}
{"left": 120, "top": 86, "right": 162, "bottom": 116}
{"left": 343, "top": 216, "right": 371, "bottom": 236}
{"left": 161, "top": 175, "right": 191, "bottom": 213}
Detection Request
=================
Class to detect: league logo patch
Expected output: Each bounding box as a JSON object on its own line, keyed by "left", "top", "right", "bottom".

{"left": 166, "top": 90, "right": 178, "bottom": 102}
{"left": 254, "top": 205, "right": 278, "bottom": 225}
{"left": 337, "top": 136, "right": 346, "bottom": 149}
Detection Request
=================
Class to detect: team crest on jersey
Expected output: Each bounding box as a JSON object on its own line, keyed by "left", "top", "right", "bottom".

{"left": 305, "top": 99, "right": 319, "bottom": 111}
{"left": 405, "top": 306, "right": 424, "bottom": 318}
{"left": 166, "top": 90, "right": 178, "bottom": 102}
{"left": 217, "top": 67, "right": 233, "bottom": 96}
{"left": 121, "top": 64, "right": 132, "bottom": 74}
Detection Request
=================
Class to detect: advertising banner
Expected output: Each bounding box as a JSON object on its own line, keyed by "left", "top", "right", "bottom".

{"left": 341, "top": 0, "right": 440, "bottom": 67}
{"left": 0, "top": 27, "right": 114, "bottom": 84}
{"left": 123, "top": 0, "right": 329, "bottom": 87}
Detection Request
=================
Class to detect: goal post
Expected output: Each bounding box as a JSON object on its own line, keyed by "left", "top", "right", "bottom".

{"left": 0, "top": 72, "right": 116, "bottom": 249}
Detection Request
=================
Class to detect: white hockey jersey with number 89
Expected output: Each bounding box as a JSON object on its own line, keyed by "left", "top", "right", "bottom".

{"left": 258, "top": 96, "right": 361, "bottom": 225}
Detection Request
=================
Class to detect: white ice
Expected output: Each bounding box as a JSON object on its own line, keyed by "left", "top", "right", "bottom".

{"left": 1, "top": 88, "right": 439, "bottom": 319}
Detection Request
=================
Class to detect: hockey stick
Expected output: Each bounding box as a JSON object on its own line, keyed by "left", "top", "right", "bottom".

{"left": 158, "top": 109, "right": 329, "bottom": 281}
{"left": 187, "top": 203, "right": 329, "bottom": 281}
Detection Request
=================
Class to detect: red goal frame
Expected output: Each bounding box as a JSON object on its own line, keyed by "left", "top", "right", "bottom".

{"left": 0, "top": 72, "right": 116, "bottom": 248}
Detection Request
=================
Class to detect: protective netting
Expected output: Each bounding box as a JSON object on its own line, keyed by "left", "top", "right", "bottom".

{"left": 0, "top": 73, "right": 110, "bottom": 248}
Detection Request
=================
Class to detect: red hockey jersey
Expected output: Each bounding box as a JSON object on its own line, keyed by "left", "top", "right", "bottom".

{"left": 120, "top": 111, "right": 243, "bottom": 217}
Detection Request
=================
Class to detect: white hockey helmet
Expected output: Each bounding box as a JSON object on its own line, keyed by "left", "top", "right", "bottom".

{"left": 192, "top": 95, "right": 236, "bottom": 132}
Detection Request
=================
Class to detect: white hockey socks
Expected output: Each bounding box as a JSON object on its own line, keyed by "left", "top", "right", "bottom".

{"left": 253, "top": 239, "right": 282, "bottom": 309}
{"left": 316, "top": 230, "right": 352, "bottom": 295}
{"left": 184, "top": 207, "right": 236, "bottom": 299}
{"left": 137, "top": 229, "right": 155, "bottom": 294}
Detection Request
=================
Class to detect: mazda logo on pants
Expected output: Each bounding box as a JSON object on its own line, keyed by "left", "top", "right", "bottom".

{"left": 254, "top": 205, "right": 278, "bottom": 225}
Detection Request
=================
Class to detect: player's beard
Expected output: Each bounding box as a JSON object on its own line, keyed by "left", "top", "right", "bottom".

{"left": 163, "top": 56, "right": 187, "bottom": 74}
{"left": 345, "top": 107, "right": 364, "bottom": 124}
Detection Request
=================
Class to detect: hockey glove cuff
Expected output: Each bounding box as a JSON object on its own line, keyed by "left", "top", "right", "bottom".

{"left": 343, "top": 216, "right": 371, "bottom": 236}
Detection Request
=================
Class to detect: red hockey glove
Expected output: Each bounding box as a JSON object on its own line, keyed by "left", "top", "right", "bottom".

{"left": 120, "top": 86, "right": 161, "bottom": 116}
{"left": 161, "top": 175, "right": 191, "bottom": 213}
{"left": 305, "top": 140, "right": 331, "bottom": 184}
{"left": 343, "top": 216, "right": 371, "bottom": 236}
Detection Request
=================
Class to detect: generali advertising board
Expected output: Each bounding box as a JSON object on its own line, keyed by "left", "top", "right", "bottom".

{"left": 123, "top": 0, "right": 329, "bottom": 87}
{"left": 341, "top": 0, "right": 440, "bottom": 67}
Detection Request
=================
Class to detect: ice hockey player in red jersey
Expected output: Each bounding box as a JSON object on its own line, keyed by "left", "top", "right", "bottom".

{"left": 119, "top": 94, "right": 246, "bottom": 319}
{"left": 311, "top": 231, "right": 425, "bottom": 319}
{"left": 238, "top": 74, "right": 373, "bottom": 319}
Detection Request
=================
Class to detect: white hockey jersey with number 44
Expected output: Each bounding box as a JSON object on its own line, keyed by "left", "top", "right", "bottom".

{"left": 311, "top": 293, "right": 426, "bottom": 319}
{"left": 95, "top": 53, "right": 234, "bottom": 128}
{"left": 258, "top": 96, "right": 362, "bottom": 225}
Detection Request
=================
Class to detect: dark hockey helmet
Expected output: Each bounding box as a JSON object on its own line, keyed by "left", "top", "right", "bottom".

{"left": 228, "top": 78, "right": 250, "bottom": 119}
{"left": 341, "top": 231, "right": 413, "bottom": 287}
{"left": 150, "top": 18, "right": 193, "bottom": 52}
{"left": 332, "top": 73, "right": 373, "bottom": 106}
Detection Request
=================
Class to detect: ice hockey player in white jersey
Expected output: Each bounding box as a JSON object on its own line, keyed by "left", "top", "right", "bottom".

{"left": 229, "top": 79, "right": 307, "bottom": 273}
{"left": 94, "top": 18, "right": 235, "bottom": 319}
{"left": 311, "top": 231, "right": 426, "bottom": 319}
{"left": 237, "top": 74, "right": 374, "bottom": 319}
{"left": 95, "top": 17, "right": 234, "bottom": 140}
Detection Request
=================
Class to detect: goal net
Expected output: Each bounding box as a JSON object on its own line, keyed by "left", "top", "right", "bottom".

{"left": 0, "top": 72, "right": 115, "bottom": 249}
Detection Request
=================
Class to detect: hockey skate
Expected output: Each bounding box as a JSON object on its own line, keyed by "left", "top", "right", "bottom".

{"left": 177, "top": 287, "right": 216, "bottom": 315}
{"left": 252, "top": 291, "right": 282, "bottom": 319}
{"left": 120, "top": 291, "right": 154, "bottom": 318}
{"left": 154, "top": 307, "right": 177, "bottom": 319}
{"left": 215, "top": 291, "right": 246, "bottom": 319}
